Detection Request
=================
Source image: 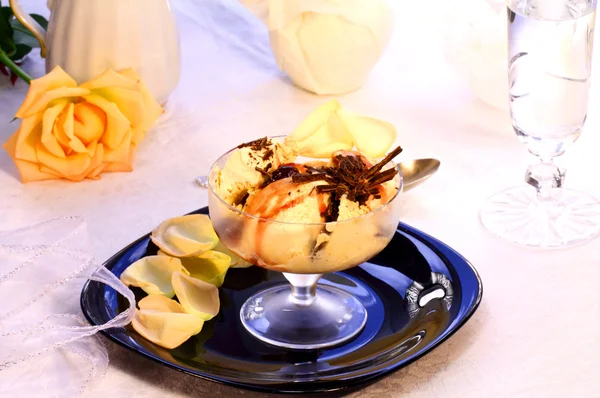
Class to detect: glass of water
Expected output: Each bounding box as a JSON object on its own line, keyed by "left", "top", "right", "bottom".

{"left": 480, "top": 0, "right": 600, "bottom": 247}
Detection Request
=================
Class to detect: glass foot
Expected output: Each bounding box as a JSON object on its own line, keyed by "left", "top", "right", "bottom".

{"left": 480, "top": 186, "right": 600, "bottom": 248}
{"left": 240, "top": 284, "right": 367, "bottom": 350}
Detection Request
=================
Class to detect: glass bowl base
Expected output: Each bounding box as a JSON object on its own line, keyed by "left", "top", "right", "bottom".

{"left": 480, "top": 186, "right": 600, "bottom": 248}
{"left": 240, "top": 284, "right": 367, "bottom": 350}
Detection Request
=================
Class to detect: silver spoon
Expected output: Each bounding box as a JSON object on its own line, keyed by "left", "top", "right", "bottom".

{"left": 195, "top": 158, "right": 441, "bottom": 192}
{"left": 398, "top": 158, "right": 441, "bottom": 192}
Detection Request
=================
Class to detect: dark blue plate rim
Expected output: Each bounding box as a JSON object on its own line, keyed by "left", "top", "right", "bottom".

{"left": 80, "top": 208, "right": 483, "bottom": 394}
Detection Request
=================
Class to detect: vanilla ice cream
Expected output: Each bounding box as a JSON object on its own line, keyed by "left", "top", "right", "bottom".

{"left": 214, "top": 137, "right": 296, "bottom": 206}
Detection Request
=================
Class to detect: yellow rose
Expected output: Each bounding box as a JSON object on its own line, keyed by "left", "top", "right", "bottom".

{"left": 3, "top": 66, "right": 163, "bottom": 183}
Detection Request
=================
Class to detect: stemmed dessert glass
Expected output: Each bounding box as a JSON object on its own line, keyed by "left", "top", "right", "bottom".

{"left": 480, "top": 0, "right": 600, "bottom": 247}
{"left": 207, "top": 143, "right": 403, "bottom": 350}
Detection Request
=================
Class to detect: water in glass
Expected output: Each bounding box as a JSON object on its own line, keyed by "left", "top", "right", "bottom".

{"left": 509, "top": 0, "right": 596, "bottom": 158}
{"left": 480, "top": 0, "right": 600, "bottom": 248}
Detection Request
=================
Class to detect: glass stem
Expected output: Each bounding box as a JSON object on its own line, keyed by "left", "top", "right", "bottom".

{"left": 525, "top": 158, "right": 566, "bottom": 201}
{"left": 283, "top": 273, "right": 322, "bottom": 307}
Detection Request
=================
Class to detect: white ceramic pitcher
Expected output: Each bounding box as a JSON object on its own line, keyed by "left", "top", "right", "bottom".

{"left": 10, "top": 0, "right": 181, "bottom": 104}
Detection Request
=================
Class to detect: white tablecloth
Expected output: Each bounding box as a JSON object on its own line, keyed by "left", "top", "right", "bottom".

{"left": 2, "top": 1, "right": 600, "bottom": 397}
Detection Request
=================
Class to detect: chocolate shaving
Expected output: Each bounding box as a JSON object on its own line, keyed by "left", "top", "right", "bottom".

{"left": 233, "top": 190, "right": 250, "bottom": 207}
{"left": 315, "top": 185, "right": 338, "bottom": 194}
{"left": 367, "top": 167, "right": 398, "bottom": 187}
{"left": 255, "top": 167, "right": 272, "bottom": 188}
{"left": 319, "top": 146, "right": 402, "bottom": 210}
{"left": 255, "top": 167, "right": 271, "bottom": 179}
{"left": 245, "top": 145, "right": 402, "bottom": 222}
{"left": 325, "top": 199, "right": 340, "bottom": 222}
{"left": 262, "top": 148, "right": 274, "bottom": 160}
{"left": 238, "top": 191, "right": 250, "bottom": 206}
{"left": 292, "top": 173, "right": 328, "bottom": 183}
{"left": 359, "top": 146, "right": 403, "bottom": 182}
{"left": 305, "top": 165, "right": 325, "bottom": 174}
{"left": 238, "top": 136, "right": 270, "bottom": 151}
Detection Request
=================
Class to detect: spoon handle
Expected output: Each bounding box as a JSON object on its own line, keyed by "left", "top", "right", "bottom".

{"left": 196, "top": 176, "right": 209, "bottom": 188}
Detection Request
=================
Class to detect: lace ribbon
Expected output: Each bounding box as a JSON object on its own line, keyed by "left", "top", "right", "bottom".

{"left": 0, "top": 217, "right": 135, "bottom": 397}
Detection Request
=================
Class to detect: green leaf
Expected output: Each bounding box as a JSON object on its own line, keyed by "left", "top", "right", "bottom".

{"left": 12, "top": 26, "right": 38, "bottom": 48}
{"left": 31, "top": 14, "right": 48, "bottom": 30}
{"left": 0, "top": 7, "right": 16, "bottom": 57}
{"left": 1, "top": 6, "right": 14, "bottom": 20}
{"left": 10, "top": 43, "right": 31, "bottom": 61}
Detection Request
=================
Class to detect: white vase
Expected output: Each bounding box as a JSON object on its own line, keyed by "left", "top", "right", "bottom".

{"left": 241, "top": 0, "right": 394, "bottom": 95}
{"left": 10, "top": 0, "right": 181, "bottom": 104}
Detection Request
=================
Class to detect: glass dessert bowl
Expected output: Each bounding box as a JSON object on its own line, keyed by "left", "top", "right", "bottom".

{"left": 208, "top": 137, "right": 403, "bottom": 349}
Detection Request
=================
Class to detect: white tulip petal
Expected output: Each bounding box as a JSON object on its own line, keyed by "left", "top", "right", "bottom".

{"left": 120, "top": 255, "right": 188, "bottom": 297}
{"left": 151, "top": 214, "right": 219, "bottom": 257}
{"left": 171, "top": 271, "right": 220, "bottom": 321}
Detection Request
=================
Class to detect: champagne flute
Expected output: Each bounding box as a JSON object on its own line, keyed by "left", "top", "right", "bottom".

{"left": 480, "top": 0, "right": 600, "bottom": 247}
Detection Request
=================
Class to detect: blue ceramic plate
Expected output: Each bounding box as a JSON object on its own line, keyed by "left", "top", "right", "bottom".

{"left": 81, "top": 207, "right": 482, "bottom": 394}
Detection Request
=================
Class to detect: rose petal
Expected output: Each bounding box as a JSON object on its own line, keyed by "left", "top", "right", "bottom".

{"left": 11, "top": 113, "right": 43, "bottom": 163}
{"left": 17, "top": 87, "right": 90, "bottom": 119}
{"left": 103, "top": 129, "right": 133, "bottom": 164}
{"left": 15, "top": 66, "right": 78, "bottom": 119}
{"left": 79, "top": 68, "right": 139, "bottom": 91}
{"left": 132, "top": 295, "right": 204, "bottom": 349}
{"left": 83, "top": 94, "right": 131, "bottom": 150}
{"left": 73, "top": 102, "right": 107, "bottom": 145}
{"left": 284, "top": 99, "right": 353, "bottom": 158}
{"left": 118, "top": 68, "right": 165, "bottom": 130}
{"left": 41, "top": 102, "right": 68, "bottom": 158}
{"left": 214, "top": 241, "right": 253, "bottom": 268}
{"left": 338, "top": 108, "right": 397, "bottom": 158}
{"left": 161, "top": 250, "right": 230, "bottom": 288}
{"left": 55, "top": 103, "right": 88, "bottom": 154}
{"left": 171, "top": 271, "right": 220, "bottom": 320}
{"left": 86, "top": 161, "right": 107, "bottom": 179}
{"left": 69, "top": 142, "right": 105, "bottom": 181}
{"left": 3, "top": 130, "right": 57, "bottom": 183}
{"left": 120, "top": 255, "right": 189, "bottom": 297}
{"left": 138, "top": 295, "right": 186, "bottom": 313}
{"left": 151, "top": 215, "right": 219, "bottom": 257}
{"left": 95, "top": 87, "right": 144, "bottom": 132}
{"left": 36, "top": 142, "right": 93, "bottom": 181}
{"left": 103, "top": 143, "right": 135, "bottom": 172}
{"left": 52, "top": 119, "right": 71, "bottom": 149}
{"left": 285, "top": 100, "right": 397, "bottom": 158}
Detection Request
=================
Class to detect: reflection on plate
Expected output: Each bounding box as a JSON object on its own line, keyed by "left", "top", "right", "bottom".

{"left": 81, "top": 207, "right": 482, "bottom": 394}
